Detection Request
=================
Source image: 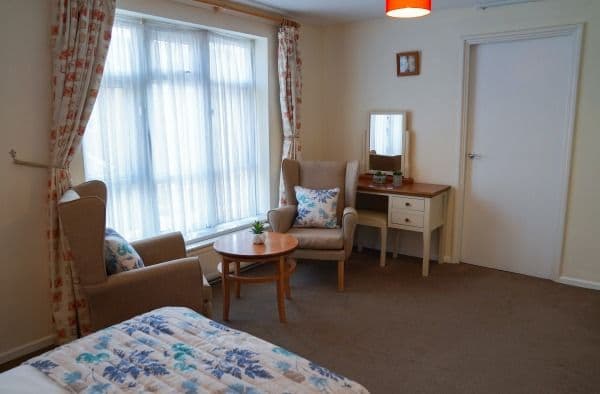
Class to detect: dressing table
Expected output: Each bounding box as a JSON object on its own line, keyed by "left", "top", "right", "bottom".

{"left": 357, "top": 175, "right": 450, "bottom": 276}
{"left": 356, "top": 111, "right": 450, "bottom": 276}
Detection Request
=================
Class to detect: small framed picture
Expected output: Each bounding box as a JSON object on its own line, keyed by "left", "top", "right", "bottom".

{"left": 396, "top": 51, "right": 420, "bottom": 76}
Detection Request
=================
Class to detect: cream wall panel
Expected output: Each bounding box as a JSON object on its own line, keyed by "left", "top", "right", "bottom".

{"left": 297, "top": 25, "right": 327, "bottom": 161}
{"left": 322, "top": 0, "right": 600, "bottom": 283}
{"left": 0, "top": 0, "right": 54, "bottom": 357}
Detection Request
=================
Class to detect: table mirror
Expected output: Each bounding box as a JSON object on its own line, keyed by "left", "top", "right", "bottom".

{"left": 367, "top": 111, "right": 410, "bottom": 177}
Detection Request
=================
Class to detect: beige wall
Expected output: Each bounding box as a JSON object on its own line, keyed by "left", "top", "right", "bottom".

{"left": 321, "top": 0, "right": 600, "bottom": 282}
{"left": 0, "top": 0, "right": 326, "bottom": 357}
{"left": 297, "top": 24, "right": 327, "bottom": 161}
{"left": 0, "top": 0, "right": 54, "bottom": 358}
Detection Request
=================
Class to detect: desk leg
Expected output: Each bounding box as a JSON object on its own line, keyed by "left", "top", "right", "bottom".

{"left": 222, "top": 258, "right": 231, "bottom": 321}
{"left": 422, "top": 230, "right": 431, "bottom": 277}
{"left": 277, "top": 256, "right": 287, "bottom": 323}
{"left": 438, "top": 225, "right": 446, "bottom": 265}
{"left": 234, "top": 261, "right": 241, "bottom": 298}
{"left": 438, "top": 192, "right": 448, "bottom": 265}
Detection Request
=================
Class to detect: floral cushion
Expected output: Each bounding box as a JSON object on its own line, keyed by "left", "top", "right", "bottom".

{"left": 104, "top": 228, "right": 144, "bottom": 275}
{"left": 293, "top": 186, "right": 340, "bottom": 228}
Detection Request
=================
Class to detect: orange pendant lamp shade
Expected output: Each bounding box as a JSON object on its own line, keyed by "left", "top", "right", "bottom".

{"left": 386, "top": 0, "right": 431, "bottom": 18}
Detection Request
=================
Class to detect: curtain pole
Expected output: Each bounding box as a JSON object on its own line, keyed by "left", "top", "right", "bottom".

{"left": 191, "top": 0, "right": 300, "bottom": 28}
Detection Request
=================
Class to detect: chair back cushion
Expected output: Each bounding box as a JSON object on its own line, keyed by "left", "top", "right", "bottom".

{"left": 104, "top": 228, "right": 145, "bottom": 275}
{"left": 283, "top": 160, "right": 348, "bottom": 224}
{"left": 293, "top": 186, "right": 340, "bottom": 228}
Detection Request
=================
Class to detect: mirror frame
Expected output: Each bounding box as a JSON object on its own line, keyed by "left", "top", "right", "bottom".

{"left": 366, "top": 111, "right": 410, "bottom": 178}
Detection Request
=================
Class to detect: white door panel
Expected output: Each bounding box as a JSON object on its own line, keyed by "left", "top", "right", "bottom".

{"left": 462, "top": 35, "right": 575, "bottom": 279}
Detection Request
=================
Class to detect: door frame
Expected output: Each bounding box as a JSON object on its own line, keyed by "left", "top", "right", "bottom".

{"left": 452, "top": 24, "right": 584, "bottom": 280}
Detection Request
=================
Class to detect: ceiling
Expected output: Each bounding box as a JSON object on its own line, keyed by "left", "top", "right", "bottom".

{"left": 231, "top": 0, "right": 484, "bottom": 25}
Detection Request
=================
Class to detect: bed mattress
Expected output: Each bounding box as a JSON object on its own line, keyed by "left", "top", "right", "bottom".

{"left": 0, "top": 307, "right": 368, "bottom": 393}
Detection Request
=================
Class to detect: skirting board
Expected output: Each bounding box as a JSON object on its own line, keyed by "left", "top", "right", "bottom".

{"left": 558, "top": 276, "right": 600, "bottom": 291}
{"left": 0, "top": 335, "right": 55, "bottom": 365}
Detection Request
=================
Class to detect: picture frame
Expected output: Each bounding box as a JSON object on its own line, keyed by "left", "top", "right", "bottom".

{"left": 396, "top": 51, "right": 420, "bottom": 76}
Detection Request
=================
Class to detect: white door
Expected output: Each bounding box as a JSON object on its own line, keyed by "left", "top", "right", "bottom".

{"left": 461, "top": 33, "right": 579, "bottom": 279}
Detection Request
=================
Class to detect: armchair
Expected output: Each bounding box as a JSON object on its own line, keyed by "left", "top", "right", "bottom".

{"left": 58, "top": 180, "right": 212, "bottom": 332}
{"left": 268, "top": 159, "right": 359, "bottom": 291}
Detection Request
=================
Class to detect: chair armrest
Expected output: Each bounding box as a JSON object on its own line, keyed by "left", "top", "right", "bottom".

{"left": 268, "top": 205, "right": 297, "bottom": 233}
{"left": 131, "top": 232, "right": 186, "bottom": 266}
{"left": 83, "top": 257, "right": 206, "bottom": 331}
{"left": 342, "top": 207, "right": 358, "bottom": 259}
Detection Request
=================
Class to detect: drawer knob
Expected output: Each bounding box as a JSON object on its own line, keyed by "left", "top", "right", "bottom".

{"left": 405, "top": 202, "right": 411, "bottom": 207}
{"left": 404, "top": 218, "right": 410, "bottom": 223}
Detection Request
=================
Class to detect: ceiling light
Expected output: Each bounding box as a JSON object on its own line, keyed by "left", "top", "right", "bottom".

{"left": 386, "top": 0, "right": 431, "bottom": 18}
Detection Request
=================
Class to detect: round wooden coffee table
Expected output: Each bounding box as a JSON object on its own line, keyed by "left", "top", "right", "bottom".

{"left": 214, "top": 231, "right": 298, "bottom": 323}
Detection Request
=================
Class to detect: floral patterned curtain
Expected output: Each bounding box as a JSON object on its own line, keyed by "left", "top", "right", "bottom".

{"left": 277, "top": 22, "right": 302, "bottom": 205}
{"left": 48, "top": 0, "right": 115, "bottom": 343}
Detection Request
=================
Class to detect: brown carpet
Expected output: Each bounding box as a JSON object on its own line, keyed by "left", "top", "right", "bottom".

{"left": 211, "top": 251, "right": 600, "bottom": 394}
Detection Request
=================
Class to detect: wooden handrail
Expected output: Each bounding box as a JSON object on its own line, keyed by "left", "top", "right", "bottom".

{"left": 191, "top": 0, "right": 300, "bottom": 28}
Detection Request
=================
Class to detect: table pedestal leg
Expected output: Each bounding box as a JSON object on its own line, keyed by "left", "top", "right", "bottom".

{"left": 277, "top": 256, "right": 287, "bottom": 323}
{"left": 222, "top": 259, "right": 231, "bottom": 321}
{"left": 285, "top": 258, "right": 293, "bottom": 299}
{"left": 234, "top": 261, "right": 241, "bottom": 298}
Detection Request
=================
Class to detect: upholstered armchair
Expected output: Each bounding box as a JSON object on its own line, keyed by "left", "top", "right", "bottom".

{"left": 58, "top": 180, "right": 212, "bottom": 332}
{"left": 268, "top": 159, "right": 359, "bottom": 291}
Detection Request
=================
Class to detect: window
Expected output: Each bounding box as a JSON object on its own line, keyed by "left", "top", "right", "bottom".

{"left": 84, "top": 14, "right": 269, "bottom": 242}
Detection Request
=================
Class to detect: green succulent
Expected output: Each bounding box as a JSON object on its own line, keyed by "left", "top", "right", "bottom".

{"left": 250, "top": 220, "right": 265, "bottom": 234}
{"left": 393, "top": 170, "right": 403, "bottom": 176}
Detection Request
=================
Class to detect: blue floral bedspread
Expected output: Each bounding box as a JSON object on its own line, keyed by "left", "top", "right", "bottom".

{"left": 25, "top": 307, "right": 369, "bottom": 393}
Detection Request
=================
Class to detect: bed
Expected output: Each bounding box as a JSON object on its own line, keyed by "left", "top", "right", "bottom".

{"left": 0, "top": 307, "right": 368, "bottom": 393}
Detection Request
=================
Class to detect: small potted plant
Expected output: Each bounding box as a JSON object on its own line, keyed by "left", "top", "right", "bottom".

{"left": 393, "top": 170, "right": 403, "bottom": 187}
{"left": 250, "top": 221, "right": 266, "bottom": 244}
{"left": 373, "top": 171, "right": 387, "bottom": 184}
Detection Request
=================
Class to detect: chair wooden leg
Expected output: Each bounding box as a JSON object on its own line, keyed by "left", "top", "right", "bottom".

{"left": 337, "top": 260, "right": 345, "bottom": 291}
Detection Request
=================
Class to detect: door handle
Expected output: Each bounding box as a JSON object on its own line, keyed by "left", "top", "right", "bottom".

{"left": 467, "top": 153, "right": 482, "bottom": 160}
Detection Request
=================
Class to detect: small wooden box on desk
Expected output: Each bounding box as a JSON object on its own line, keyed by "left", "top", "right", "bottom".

{"left": 356, "top": 174, "right": 450, "bottom": 276}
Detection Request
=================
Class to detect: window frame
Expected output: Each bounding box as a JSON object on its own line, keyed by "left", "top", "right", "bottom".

{"left": 82, "top": 10, "right": 271, "bottom": 244}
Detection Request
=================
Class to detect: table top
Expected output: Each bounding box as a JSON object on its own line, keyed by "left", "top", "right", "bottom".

{"left": 358, "top": 175, "right": 450, "bottom": 198}
{"left": 213, "top": 231, "right": 298, "bottom": 259}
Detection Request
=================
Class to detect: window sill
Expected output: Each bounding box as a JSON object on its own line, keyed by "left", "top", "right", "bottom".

{"left": 186, "top": 215, "right": 267, "bottom": 252}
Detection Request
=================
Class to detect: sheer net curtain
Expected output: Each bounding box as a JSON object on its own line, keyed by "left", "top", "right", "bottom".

{"left": 84, "top": 16, "right": 262, "bottom": 241}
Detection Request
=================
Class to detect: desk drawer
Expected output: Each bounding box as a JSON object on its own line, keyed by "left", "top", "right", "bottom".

{"left": 390, "top": 210, "right": 424, "bottom": 228}
{"left": 390, "top": 196, "right": 425, "bottom": 212}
